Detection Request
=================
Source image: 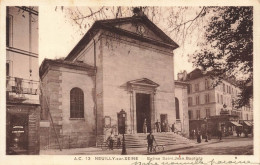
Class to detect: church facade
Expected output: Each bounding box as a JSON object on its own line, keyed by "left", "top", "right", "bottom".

{"left": 39, "top": 15, "right": 189, "bottom": 149}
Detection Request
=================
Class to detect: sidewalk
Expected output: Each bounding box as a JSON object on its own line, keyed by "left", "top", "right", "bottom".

{"left": 40, "top": 138, "right": 219, "bottom": 155}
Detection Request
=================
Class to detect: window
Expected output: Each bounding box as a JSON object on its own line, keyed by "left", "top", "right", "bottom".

{"left": 6, "top": 12, "right": 13, "bottom": 47}
{"left": 226, "top": 85, "right": 228, "bottom": 93}
{"left": 196, "top": 110, "right": 200, "bottom": 119}
{"left": 188, "top": 84, "right": 192, "bottom": 94}
{"left": 196, "top": 95, "right": 200, "bottom": 105}
{"left": 205, "top": 79, "right": 210, "bottom": 89}
{"left": 188, "top": 110, "right": 192, "bottom": 119}
{"left": 195, "top": 84, "right": 199, "bottom": 92}
{"left": 206, "top": 108, "right": 210, "bottom": 118}
{"left": 205, "top": 94, "right": 210, "bottom": 103}
{"left": 175, "top": 97, "right": 180, "bottom": 120}
{"left": 188, "top": 97, "right": 192, "bottom": 106}
{"left": 70, "top": 87, "right": 84, "bottom": 118}
{"left": 221, "top": 95, "right": 223, "bottom": 104}
{"left": 217, "top": 93, "right": 219, "bottom": 103}
{"left": 6, "top": 63, "right": 10, "bottom": 76}
{"left": 223, "top": 83, "right": 225, "bottom": 92}
{"left": 231, "top": 88, "right": 233, "bottom": 94}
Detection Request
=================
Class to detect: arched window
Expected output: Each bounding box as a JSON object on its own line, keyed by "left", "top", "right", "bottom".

{"left": 70, "top": 87, "right": 84, "bottom": 118}
{"left": 175, "top": 97, "right": 180, "bottom": 120}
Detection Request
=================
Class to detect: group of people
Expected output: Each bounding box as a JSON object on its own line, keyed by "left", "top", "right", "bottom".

{"left": 191, "top": 129, "right": 223, "bottom": 143}
{"left": 143, "top": 119, "right": 176, "bottom": 133}
{"left": 106, "top": 133, "right": 121, "bottom": 150}
{"left": 106, "top": 131, "right": 157, "bottom": 153}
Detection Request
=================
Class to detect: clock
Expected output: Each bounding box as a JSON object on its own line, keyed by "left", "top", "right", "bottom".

{"left": 136, "top": 25, "right": 146, "bottom": 35}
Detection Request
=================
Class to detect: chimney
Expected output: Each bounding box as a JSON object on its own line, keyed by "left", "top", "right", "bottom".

{"left": 183, "top": 70, "right": 187, "bottom": 80}
{"left": 133, "top": 7, "right": 145, "bottom": 17}
{"left": 177, "top": 72, "right": 184, "bottom": 81}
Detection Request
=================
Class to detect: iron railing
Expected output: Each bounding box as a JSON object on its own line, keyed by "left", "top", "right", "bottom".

{"left": 6, "top": 76, "right": 39, "bottom": 95}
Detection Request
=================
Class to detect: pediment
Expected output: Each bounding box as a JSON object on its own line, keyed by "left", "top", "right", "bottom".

{"left": 97, "top": 16, "right": 178, "bottom": 47}
{"left": 65, "top": 16, "right": 179, "bottom": 61}
{"left": 113, "top": 22, "right": 164, "bottom": 42}
{"left": 127, "top": 78, "right": 159, "bottom": 88}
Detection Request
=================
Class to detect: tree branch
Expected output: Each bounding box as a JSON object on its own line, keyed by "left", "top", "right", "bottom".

{"left": 72, "top": 7, "right": 105, "bottom": 20}
{"left": 170, "top": 7, "right": 206, "bottom": 32}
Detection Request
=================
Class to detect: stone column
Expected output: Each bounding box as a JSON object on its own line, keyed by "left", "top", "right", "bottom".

{"left": 133, "top": 91, "right": 137, "bottom": 133}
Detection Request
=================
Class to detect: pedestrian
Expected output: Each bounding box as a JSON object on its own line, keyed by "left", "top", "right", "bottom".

{"left": 197, "top": 130, "right": 201, "bottom": 143}
{"left": 236, "top": 127, "right": 239, "bottom": 137}
{"left": 107, "top": 132, "right": 114, "bottom": 150}
{"left": 116, "top": 136, "right": 121, "bottom": 149}
{"left": 161, "top": 122, "right": 165, "bottom": 132}
{"left": 171, "top": 123, "right": 175, "bottom": 132}
{"left": 191, "top": 130, "right": 195, "bottom": 139}
{"left": 205, "top": 132, "right": 208, "bottom": 142}
{"left": 218, "top": 130, "right": 222, "bottom": 141}
{"left": 155, "top": 120, "right": 161, "bottom": 132}
{"left": 146, "top": 131, "right": 156, "bottom": 153}
{"left": 143, "top": 118, "right": 147, "bottom": 134}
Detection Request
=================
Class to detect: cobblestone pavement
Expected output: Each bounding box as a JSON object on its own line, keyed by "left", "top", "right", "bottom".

{"left": 160, "top": 137, "right": 253, "bottom": 155}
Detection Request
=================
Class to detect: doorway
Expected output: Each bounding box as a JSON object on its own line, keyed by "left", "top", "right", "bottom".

{"left": 136, "top": 93, "right": 151, "bottom": 133}
{"left": 160, "top": 114, "right": 168, "bottom": 132}
{"left": 6, "top": 113, "right": 28, "bottom": 154}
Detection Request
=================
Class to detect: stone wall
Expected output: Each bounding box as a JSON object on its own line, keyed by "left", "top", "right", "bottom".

{"left": 60, "top": 67, "right": 96, "bottom": 147}
{"left": 40, "top": 64, "right": 96, "bottom": 149}
{"left": 175, "top": 83, "right": 189, "bottom": 137}
{"left": 100, "top": 34, "right": 176, "bottom": 134}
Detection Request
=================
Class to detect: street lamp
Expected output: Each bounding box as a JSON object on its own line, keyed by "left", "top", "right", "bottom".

{"left": 119, "top": 110, "right": 127, "bottom": 155}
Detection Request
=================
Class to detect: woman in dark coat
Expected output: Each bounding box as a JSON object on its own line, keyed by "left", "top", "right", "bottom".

{"left": 197, "top": 130, "right": 201, "bottom": 143}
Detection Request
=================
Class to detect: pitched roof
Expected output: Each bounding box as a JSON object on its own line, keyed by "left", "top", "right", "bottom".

{"left": 185, "top": 68, "right": 240, "bottom": 87}
{"left": 65, "top": 16, "right": 179, "bottom": 61}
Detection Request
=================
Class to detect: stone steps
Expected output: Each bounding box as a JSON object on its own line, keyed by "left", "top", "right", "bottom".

{"left": 124, "top": 132, "right": 192, "bottom": 148}
{"left": 96, "top": 132, "right": 193, "bottom": 149}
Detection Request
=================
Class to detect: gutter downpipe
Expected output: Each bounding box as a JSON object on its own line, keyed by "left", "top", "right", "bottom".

{"left": 93, "top": 38, "right": 98, "bottom": 142}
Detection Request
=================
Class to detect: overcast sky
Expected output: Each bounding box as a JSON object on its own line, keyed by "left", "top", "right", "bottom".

{"left": 39, "top": 6, "right": 207, "bottom": 79}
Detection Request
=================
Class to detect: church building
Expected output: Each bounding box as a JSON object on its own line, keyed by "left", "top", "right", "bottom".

{"left": 39, "top": 11, "right": 189, "bottom": 149}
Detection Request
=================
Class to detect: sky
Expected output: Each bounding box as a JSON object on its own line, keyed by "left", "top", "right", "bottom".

{"left": 39, "top": 6, "right": 206, "bottom": 79}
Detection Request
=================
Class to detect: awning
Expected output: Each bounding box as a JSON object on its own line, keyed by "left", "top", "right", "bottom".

{"left": 230, "top": 121, "right": 242, "bottom": 127}
{"left": 244, "top": 121, "right": 253, "bottom": 127}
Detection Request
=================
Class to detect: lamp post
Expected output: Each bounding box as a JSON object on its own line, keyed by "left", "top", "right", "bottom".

{"left": 121, "top": 112, "right": 127, "bottom": 155}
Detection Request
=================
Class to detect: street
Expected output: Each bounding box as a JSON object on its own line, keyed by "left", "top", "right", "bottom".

{"left": 159, "top": 137, "right": 253, "bottom": 155}
{"left": 40, "top": 137, "right": 253, "bottom": 155}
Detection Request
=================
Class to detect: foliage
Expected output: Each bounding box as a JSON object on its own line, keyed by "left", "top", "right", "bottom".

{"left": 56, "top": 6, "right": 207, "bottom": 47}
{"left": 192, "top": 7, "right": 253, "bottom": 108}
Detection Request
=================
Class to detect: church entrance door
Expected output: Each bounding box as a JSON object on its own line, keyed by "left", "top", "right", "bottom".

{"left": 136, "top": 93, "right": 151, "bottom": 133}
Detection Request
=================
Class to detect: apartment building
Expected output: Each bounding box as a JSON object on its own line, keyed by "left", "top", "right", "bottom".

{"left": 178, "top": 69, "right": 253, "bottom": 136}
{"left": 6, "top": 6, "right": 40, "bottom": 155}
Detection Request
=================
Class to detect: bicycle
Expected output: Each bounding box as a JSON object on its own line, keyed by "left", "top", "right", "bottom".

{"left": 148, "top": 144, "right": 164, "bottom": 154}
{"left": 101, "top": 141, "right": 109, "bottom": 150}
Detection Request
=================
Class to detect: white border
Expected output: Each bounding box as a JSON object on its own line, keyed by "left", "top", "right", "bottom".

{"left": 0, "top": 0, "right": 259, "bottom": 165}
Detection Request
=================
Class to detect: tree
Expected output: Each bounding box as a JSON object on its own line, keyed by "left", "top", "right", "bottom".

{"left": 56, "top": 6, "right": 208, "bottom": 49}
{"left": 192, "top": 7, "right": 253, "bottom": 108}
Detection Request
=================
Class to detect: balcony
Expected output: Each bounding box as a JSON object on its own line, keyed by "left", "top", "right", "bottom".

{"left": 6, "top": 76, "right": 39, "bottom": 104}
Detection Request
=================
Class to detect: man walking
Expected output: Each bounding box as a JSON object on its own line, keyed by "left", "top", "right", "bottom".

{"left": 107, "top": 132, "right": 114, "bottom": 150}
{"left": 155, "top": 120, "right": 161, "bottom": 132}
{"left": 147, "top": 131, "right": 156, "bottom": 153}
